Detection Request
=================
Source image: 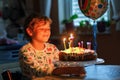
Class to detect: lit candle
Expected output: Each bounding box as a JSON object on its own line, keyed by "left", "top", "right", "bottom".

{"left": 81, "top": 41, "right": 84, "bottom": 48}
{"left": 63, "top": 38, "right": 67, "bottom": 50}
{"left": 78, "top": 42, "right": 81, "bottom": 48}
{"left": 69, "top": 33, "right": 74, "bottom": 48}
{"left": 87, "top": 42, "right": 91, "bottom": 49}
{"left": 70, "top": 33, "right": 74, "bottom": 40}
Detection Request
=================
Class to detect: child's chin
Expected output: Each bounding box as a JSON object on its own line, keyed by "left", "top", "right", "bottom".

{"left": 43, "top": 40, "right": 49, "bottom": 42}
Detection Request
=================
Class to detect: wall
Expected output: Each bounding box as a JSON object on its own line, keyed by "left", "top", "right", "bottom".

{"left": 50, "top": 0, "right": 60, "bottom": 36}
{"left": 97, "top": 24, "right": 120, "bottom": 65}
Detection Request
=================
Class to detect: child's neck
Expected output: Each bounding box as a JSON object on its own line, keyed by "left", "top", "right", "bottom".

{"left": 30, "top": 41, "right": 45, "bottom": 50}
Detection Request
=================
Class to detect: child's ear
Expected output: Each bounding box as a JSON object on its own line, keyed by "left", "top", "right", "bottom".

{"left": 26, "top": 28, "right": 33, "bottom": 36}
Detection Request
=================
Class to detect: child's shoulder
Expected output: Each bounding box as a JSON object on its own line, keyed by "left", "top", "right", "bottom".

{"left": 20, "top": 43, "right": 31, "bottom": 50}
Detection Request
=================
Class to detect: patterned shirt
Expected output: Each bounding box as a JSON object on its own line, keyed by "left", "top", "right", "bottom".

{"left": 19, "top": 43, "right": 59, "bottom": 78}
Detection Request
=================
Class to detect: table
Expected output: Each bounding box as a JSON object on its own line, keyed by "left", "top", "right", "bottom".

{"left": 34, "top": 65, "right": 120, "bottom": 80}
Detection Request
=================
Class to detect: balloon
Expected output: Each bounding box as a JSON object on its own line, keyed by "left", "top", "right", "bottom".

{"left": 78, "top": 0, "right": 108, "bottom": 20}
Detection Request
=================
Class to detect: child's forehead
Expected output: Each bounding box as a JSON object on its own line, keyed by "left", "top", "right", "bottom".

{"left": 36, "top": 21, "right": 50, "bottom": 26}
{"left": 28, "top": 17, "right": 51, "bottom": 29}
{"left": 34, "top": 21, "right": 50, "bottom": 28}
{"left": 34, "top": 18, "right": 50, "bottom": 24}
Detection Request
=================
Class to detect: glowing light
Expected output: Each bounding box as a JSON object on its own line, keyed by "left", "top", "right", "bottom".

{"left": 63, "top": 38, "right": 67, "bottom": 50}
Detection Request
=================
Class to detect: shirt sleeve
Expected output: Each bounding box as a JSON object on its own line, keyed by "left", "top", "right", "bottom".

{"left": 20, "top": 50, "right": 39, "bottom": 68}
{"left": 19, "top": 47, "right": 47, "bottom": 77}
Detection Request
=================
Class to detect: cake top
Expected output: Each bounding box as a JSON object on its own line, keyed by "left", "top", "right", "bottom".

{"left": 61, "top": 47, "right": 95, "bottom": 54}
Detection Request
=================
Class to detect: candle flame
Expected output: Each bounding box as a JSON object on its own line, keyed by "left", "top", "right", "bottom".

{"left": 63, "top": 38, "right": 66, "bottom": 42}
{"left": 70, "top": 33, "right": 73, "bottom": 37}
{"left": 69, "top": 33, "right": 74, "bottom": 40}
{"left": 63, "top": 38, "right": 67, "bottom": 50}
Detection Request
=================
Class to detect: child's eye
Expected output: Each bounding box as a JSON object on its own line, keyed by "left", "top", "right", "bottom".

{"left": 38, "top": 28, "right": 50, "bottom": 31}
{"left": 39, "top": 28, "right": 44, "bottom": 30}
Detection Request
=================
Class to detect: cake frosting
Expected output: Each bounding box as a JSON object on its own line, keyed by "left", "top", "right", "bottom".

{"left": 59, "top": 47, "right": 97, "bottom": 61}
{"left": 61, "top": 47, "right": 95, "bottom": 54}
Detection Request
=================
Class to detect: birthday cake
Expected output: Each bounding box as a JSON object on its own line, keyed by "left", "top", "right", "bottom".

{"left": 59, "top": 47, "right": 97, "bottom": 61}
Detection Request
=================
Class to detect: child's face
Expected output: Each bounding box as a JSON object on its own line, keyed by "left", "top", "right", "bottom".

{"left": 27, "top": 21, "right": 51, "bottom": 43}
